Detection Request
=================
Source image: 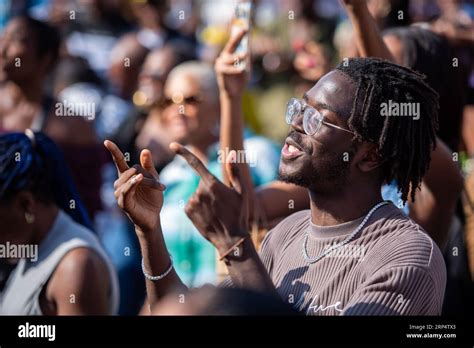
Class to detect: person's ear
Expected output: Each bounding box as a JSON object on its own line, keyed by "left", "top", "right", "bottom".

{"left": 14, "top": 191, "right": 37, "bottom": 218}
{"left": 354, "top": 142, "right": 383, "bottom": 173}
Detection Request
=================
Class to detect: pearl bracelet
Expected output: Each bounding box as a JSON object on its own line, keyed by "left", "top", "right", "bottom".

{"left": 141, "top": 256, "right": 173, "bottom": 281}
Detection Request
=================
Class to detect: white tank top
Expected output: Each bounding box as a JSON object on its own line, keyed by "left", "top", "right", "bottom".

{"left": 0, "top": 210, "right": 119, "bottom": 315}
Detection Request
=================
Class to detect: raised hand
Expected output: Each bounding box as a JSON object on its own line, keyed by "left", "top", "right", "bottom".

{"left": 215, "top": 28, "right": 250, "bottom": 98}
{"left": 104, "top": 140, "right": 166, "bottom": 233}
{"left": 169, "top": 142, "right": 249, "bottom": 254}
{"left": 339, "top": 0, "right": 394, "bottom": 61}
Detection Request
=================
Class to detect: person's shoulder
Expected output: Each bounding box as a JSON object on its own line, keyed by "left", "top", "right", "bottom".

{"left": 400, "top": 219, "right": 445, "bottom": 271}
{"left": 48, "top": 213, "right": 109, "bottom": 279}
{"left": 53, "top": 246, "right": 108, "bottom": 279}
{"left": 46, "top": 246, "right": 111, "bottom": 313}
{"left": 366, "top": 205, "right": 445, "bottom": 276}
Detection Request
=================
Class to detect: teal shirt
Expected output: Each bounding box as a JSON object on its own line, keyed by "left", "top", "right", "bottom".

{"left": 159, "top": 133, "right": 280, "bottom": 286}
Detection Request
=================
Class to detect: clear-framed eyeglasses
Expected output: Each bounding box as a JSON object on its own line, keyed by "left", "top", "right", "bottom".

{"left": 285, "top": 98, "right": 355, "bottom": 136}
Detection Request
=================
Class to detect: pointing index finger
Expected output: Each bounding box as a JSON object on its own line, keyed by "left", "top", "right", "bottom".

{"left": 169, "top": 142, "right": 216, "bottom": 184}
{"left": 104, "top": 140, "right": 129, "bottom": 174}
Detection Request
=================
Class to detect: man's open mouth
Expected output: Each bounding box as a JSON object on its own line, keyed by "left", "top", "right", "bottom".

{"left": 281, "top": 137, "right": 305, "bottom": 159}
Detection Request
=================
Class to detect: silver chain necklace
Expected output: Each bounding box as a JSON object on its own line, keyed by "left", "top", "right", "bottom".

{"left": 302, "top": 201, "right": 389, "bottom": 264}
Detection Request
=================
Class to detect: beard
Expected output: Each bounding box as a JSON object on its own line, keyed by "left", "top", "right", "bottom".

{"left": 278, "top": 140, "right": 355, "bottom": 194}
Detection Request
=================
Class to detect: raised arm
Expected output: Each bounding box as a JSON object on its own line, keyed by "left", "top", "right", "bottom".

{"left": 215, "top": 29, "right": 256, "bottom": 213}
{"left": 341, "top": 0, "right": 395, "bottom": 61}
{"left": 408, "top": 138, "right": 464, "bottom": 249}
{"left": 256, "top": 181, "right": 310, "bottom": 228}
{"left": 104, "top": 140, "right": 187, "bottom": 311}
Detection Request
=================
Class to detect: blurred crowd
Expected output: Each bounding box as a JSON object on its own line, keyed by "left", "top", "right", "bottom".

{"left": 0, "top": 0, "right": 473, "bottom": 316}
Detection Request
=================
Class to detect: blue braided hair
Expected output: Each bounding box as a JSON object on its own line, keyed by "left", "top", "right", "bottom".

{"left": 0, "top": 131, "right": 94, "bottom": 231}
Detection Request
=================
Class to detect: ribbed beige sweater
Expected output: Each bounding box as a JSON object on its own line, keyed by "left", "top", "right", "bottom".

{"left": 259, "top": 203, "right": 446, "bottom": 315}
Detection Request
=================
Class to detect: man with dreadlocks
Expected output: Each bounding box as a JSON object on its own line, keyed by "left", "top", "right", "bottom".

{"left": 107, "top": 57, "right": 446, "bottom": 315}
{"left": 0, "top": 131, "right": 119, "bottom": 315}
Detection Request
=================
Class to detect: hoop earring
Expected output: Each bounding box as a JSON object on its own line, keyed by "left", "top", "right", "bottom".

{"left": 25, "top": 212, "right": 35, "bottom": 224}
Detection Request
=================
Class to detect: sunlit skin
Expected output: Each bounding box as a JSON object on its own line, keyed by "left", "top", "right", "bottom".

{"left": 383, "top": 35, "right": 405, "bottom": 66}
{"left": 279, "top": 70, "right": 384, "bottom": 226}
{"left": 280, "top": 71, "right": 356, "bottom": 183}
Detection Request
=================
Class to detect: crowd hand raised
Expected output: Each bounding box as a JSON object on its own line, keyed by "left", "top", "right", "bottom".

{"left": 104, "top": 140, "right": 166, "bottom": 234}
{"left": 169, "top": 142, "right": 249, "bottom": 254}
{"left": 215, "top": 28, "right": 250, "bottom": 98}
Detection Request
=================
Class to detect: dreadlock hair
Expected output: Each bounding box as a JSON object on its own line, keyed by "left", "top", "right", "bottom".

{"left": 0, "top": 131, "right": 93, "bottom": 231}
{"left": 335, "top": 57, "right": 439, "bottom": 203}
